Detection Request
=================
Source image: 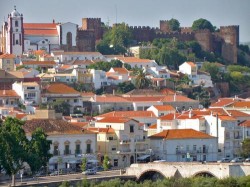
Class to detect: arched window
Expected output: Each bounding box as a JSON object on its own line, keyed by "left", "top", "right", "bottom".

{"left": 66, "top": 32, "right": 72, "bottom": 50}
{"left": 15, "top": 21, "right": 18, "bottom": 27}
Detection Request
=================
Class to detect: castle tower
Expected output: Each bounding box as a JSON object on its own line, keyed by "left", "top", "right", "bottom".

{"left": 6, "top": 6, "right": 24, "bottom": 55}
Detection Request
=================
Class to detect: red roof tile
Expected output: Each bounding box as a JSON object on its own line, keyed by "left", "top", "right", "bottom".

{"left": 210, "top": 98, "right": 235, "bottom": 108}
{"left": 45, "top": 83, "right": 79, "bottom": 94}
{"left": 87, "top": 127, "right": 115, "bottom": 134}
{"left": 0, "top": 90, "right": 19, "bottom": 97}
{"left": 97, "top": 111, "right": 156, "bottom": 118}
{"left": 239, "top": 120, "right": 250, "bottom": 127}
{"left": 117, "top": 57, "right": 153, "bottom": 63}
{"left": 149, "top": 129, "right": 214, "bottom": 139}
{"left": 111, "top": 68, "right": 129, "bottom": 74}
{"left": 96, "top": 117, "right": 136, "bottom": 123}
{"left": 0, "top": 53, "right": 15, "bottom": 59}
{"left": 22, "top": 61, "right": 56, "bottom": 65}
{"left": 153, "top": 105, "right": 175, "bottom": 111}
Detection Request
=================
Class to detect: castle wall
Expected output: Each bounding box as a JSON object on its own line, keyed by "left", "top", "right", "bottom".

{"left": 194, "top": 29, "right": 213, "bottom": 52}
{"left": 76, "top": 29, "right": 95, "bottom": 52}
{"left": 82, "top": 18, "right": 102, "bottom": 40}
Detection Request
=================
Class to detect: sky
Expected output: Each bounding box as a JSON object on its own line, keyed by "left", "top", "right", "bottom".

{"left": 0, "top": 0, "right": 249, "bottom": 43}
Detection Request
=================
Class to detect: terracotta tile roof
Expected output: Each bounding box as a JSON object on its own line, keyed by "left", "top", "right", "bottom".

{"left": 0, "top": 90, "right": 20, "bottom": 97}
{"left": 182, "top": 109, "right": 211, "bottom": 116}
{"left": 227, "top": 110, "right": 250, "bottom": 117}
{"left": 228, "top": 101, "right": 250, "bottom": 108}
{"left": 218, "top": 115, "right": 237, "bottom": 121}
{"left": 151, "top": 77, "right": 165, "bottom": 81}
{"left": 210, "top": 98, "right": 235, "bottom": 107}
{"left": 160, "top": 113, "right": 180, "bottom": 120}
{"left": 149, "top": 129, "right": 215, "bottom": 139}
{"left": 153, "top": 105, "right": 175, "bottom": 111}
{"left": 160, "top": 88, "right": 175, "bottom": 95}
{"left": 23, "top": 119, "right": 84, "bottom": 135}
{"left": 117, "top": 57, "right": 153, "bottom": 63}
{"left": 127, "top": 96, "right": 164, "bottom": 102}
{"left": 81, "top": 92, "right": 95, "bottom": 97}
{"left": 0, "top": 53, "right": 15, "bottom": 59}
{"left": 186, "top": 62, "right": 196, "bottom": 67}
{"left": 70, "top": 122, "right": 89, "bottom": 128}
{"left": 45, "top": 83, "right": 79, "bottom": 94}
{"left": 87, "top": 127, "right": 115, "bottom": 134}
{"left": 23, "top": 23, "right": 58, "bottom": 36}
{"left": 111, "top": 68, "right": 129, "bottom": 74}
{"left": 106, "top": 75, "right": 119, "bottom": 80}
{"left": 22, "top": 61, "right": 56, "bottom": 65}
{"left": 161, "top": 95, "right": 196, "bottom": 102}
{"left": 16, "top": 113, "right": 27, "bottom": 120}
{"left": 208, "top": 108, "right": 228, "bottom": 115}
{"left": 149, "top": 123, "right": 157, "bottom": 129}
{"left": 95, "top": 95, "right": 129, "bottom": 103}
{"left": 96, "top": 117, "right": 135, "bottom": 123}
{"left": 96, "top": 111, "right": 156, "bottom": 118}
{"left": 33, "top": 50, "right": 46, "bottom": 56}
{"left": 239, "top": 120, "right": 250, "bottom": 127}
{"left": 58, "top": 65, "right": 73, "bottom": 69}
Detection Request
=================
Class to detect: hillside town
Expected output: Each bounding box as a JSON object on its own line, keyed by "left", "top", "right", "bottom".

{"left": 1, "top": 6, "right": 250, "bottom": 182}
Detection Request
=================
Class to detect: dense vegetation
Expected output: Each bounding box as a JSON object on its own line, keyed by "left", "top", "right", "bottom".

{"left": 59, "top": 176, "right": 250, "bottom": 187}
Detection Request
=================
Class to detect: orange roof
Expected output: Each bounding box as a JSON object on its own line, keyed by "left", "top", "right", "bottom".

{"left": 227, "top": 110, "right": 250, "bottom": 117}
{"left": 153, "top": 105, "right": 175, "bottom": 111}
{"left": 160, "top": 88, "right": 175, "bottom": 95}
{"left": 46, "top": 83, "right": 79, "bottom": 94}
{"left": 23, "top": 23, "right": 58, "bottom": 36}
{"left": 208, "top": 108, "right": 228, "bottom": 115}
{"left": 23, "top": 23, "right": 58, "bottom": 29}
{"left": 182, "top": 109, "right": 211, "bottom": 116}
{"left": 16, "top": 113, "right": 27, "bottom": 120}
{"left": 186, "top": 62, "right": 196, "bottom": 67}
{"left": 218, "top": 115, "right": 237, "bottom": 121}
{"left": 160, "top": 113, "right": 179, "bottom": 120}
{"left": 95, "top": 95, "right": 129, "bottom": 103}
{"left": 117, "top": 57, "right": 153, "bottom": 63}
{"left": 149, "top": 123, "right": 157, "bottom": 129}
{"left": 22, "top": 61, "right": 56, "bottom": 65}
{"left": 239, "top": 120, "right": 250, "bottom": 127}
{"left": 33, "top": 50, "right": 46, "bottom": 56}
{"left": 149, "top": 129, "right": 215, "bottom": 139}
{"left": 0, "top": 53, "right": 15, "bottom": 59}
{"left": 70, "top": 122, "right": 89, "bottom": 128}
{"left": 59, "top": 65, "right": 73, "bottom": 69}
{"left": 111, "top": 68, "right": 129, "bottom": 74}
{"left": 97, "top": 111, "right": 156, "bottom": 118}
{"left": 0, "top": 90, "right": 19, "bottom": 97}
{"left": 24, "top": 29, "right": 58, "bottom": 36}
{"left": 96, "top": 117, "right": 136, "bottom": 123}
{"left": 210, "top": 98, "right": 235, "bottom": 107}
{"left": 87, "top": 127, "right": 115, "bottom": 134}
{"left": 228, "top": 101, "right": 250, "bottom": 108}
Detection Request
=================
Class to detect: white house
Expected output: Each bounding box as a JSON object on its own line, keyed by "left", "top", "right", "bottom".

{"left": 23, "top": 119, "right": 97, "bottom": 171}
{"left": 149, "top": 129, "right": 218, "bottom": 162}
{"left": 147, "top": 105, "right": 175, "bottom": 117}
{"left": 106, "top": 67, "right": 129, "bottom": 85}
{"left": 0, "top": 89, "right": 20, "bottom": 108}
{"left": 12, "top": 81, "right": 41, "bottom": 105}
{"left": 51, "top": 51, "right": 104, "bottom": 63}
{"left": 89, "top": 69, "right": 108, "bottom": 90}
{"left": 116, "top": 57, "right": 158, "bottom": 69}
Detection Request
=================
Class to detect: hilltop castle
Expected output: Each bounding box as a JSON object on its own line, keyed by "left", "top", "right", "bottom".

{"left": 1, "top": 7, "right": 239, "bottom": 63}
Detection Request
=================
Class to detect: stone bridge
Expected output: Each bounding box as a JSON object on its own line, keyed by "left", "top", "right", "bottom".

{"left": 125, "top": 162, "right": 250, "bottom": 180}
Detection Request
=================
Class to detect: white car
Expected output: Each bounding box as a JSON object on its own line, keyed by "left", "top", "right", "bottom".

{"left": 82, "top": 169, "right": 96, "bottom": 175}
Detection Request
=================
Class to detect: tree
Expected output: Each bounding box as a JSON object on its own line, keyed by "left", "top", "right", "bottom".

{"left": 168, "top": 18, "right": 180, "bottom": 32}
{"left": 241, "top": 138, "right": 250, "bottom": 158}
{"left": 0, "top": 117, "right": 29, "bottom": 186}
{"left": 81, "top": 157, "right": 87, "bottom": 171}
{"left": 192, "top": 18, "right": 215, "bottom": 32}
{"left": 133, "top": 69, "right": 152, "bottom": 89}
{"left": 103, "top": 155, "right": 110, "bottom": 171}
{"left": 50, "top": 99, "right": 71, "bottom": 116}
{"left": 201, "top": 62, "right": 220, "bottom": 82}
{"left": 28, "top": 128, "right": 52, "bottom": 175}
{"left": 117, "top": 81, "right": 135, "bottom": 94}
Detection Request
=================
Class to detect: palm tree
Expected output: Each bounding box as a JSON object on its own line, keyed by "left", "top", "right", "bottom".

{"left": 133, "top": 69, "right": 152, "bottom": 89}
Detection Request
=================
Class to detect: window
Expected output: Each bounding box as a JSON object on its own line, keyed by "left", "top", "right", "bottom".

{"left": 6, "top": 60, "right": 10, "bottom": 64}
{"left": 75, "top": 144, "right": 81, "bottom": 154}
{"left": 186, "top": 145, "right": 190, "bottom": 151}
{"left": 15, "top": 21, "right": 18, "bottom": 27}
{"left": 86, "top": 144, "right": 91, "bottom": 153}
{"left": 106, "top": 125, "right": 111, "bottom": 128}
{"left": 16, "top": 40, "right": 18, "bottom": 45}
{"left": 27, "top": 87, "right": 35, "bottom": 90}
{"left": 111, "top": 147, "right": 116, "bottom": 151}
{"left": 74, "top": 99, "right": 78, "bottom": 103}
{"left": 193, "top": 145, "right": 197, "bottom": 151}
{"left": 108, "top": 136, "right": 113, "bottom": 140}
{"left": 130, "top": 125, "right": 134, "bottom": 133}
{"left": 64, "top": 145, "right": 70, "bottom": 155}
{"left": 53, "top": 145, "right": 59, "bottom": 156}
{"left": 114, "top": 159, "right": 118, "bottom": 167}
{"left": 27, "top": 93, "right": 36, "bottom": 98}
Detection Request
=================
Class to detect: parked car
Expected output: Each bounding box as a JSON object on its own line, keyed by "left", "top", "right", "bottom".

{"left": 217, "top": 158, "right": 231, "bottom": 163}
{"left": 245, "top": 157, "right": 250, "bottom": 162}
{"left": 49, "top": 171, "right": 61, "bottom": 176}
{"left": 230, "top": 157, "right": 244, "bottom": 163}
{"left": 82, "top": 169, "right": 96, "bottom": 175}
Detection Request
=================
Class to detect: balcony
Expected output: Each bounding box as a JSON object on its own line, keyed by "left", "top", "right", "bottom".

{"left": 135, "top": 139, "right": 146, "bottom": 144}
{"left": 86, "top": 149, "right": 93, "bottom": 154}
{"left": 136, "top": 148, "right": 147, "bottom": 153}
{"left": 75, "top": 149, "right": 82, "bottom": 155}
{"left": 233, "top": 136, "right": 242, "bottom": 140}
{"left": 64, "top": 150, "right": 71, "bottom": 155}
{"left": 120, "top": 140, "right": 131, "bottom": 144}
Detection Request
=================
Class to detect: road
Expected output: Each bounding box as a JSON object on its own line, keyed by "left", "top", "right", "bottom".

{"left": 0, "top": 170, "right": 122, "bottom": 187}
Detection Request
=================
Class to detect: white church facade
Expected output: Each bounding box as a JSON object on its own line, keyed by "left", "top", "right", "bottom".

{"left": 1, "top": 6, "right": 78, "bottom": 55}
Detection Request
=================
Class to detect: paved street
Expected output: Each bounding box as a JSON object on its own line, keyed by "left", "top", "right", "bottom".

{"left": 0, "top": 170, "right": 121, "bottom": 187}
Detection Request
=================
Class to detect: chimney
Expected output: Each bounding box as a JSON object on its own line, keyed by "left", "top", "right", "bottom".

{"left": 174, "top": 93, "right": 176, "bottom": 102}
{"left": 189, "top": 110, "right": 192, "bottom": 118}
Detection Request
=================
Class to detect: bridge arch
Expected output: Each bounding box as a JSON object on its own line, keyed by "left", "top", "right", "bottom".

{"left": 137, "top": 169, "right": 165, "bottom": 181}
{"left": 193, "top": 171, "right": 217, "bottom": 178}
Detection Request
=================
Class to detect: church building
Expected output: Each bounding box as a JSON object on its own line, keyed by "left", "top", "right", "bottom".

{"left": 1, "top": 6, "right": 78, "bottom": 55}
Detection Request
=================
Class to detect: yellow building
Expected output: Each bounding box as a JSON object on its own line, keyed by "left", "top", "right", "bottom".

{"left": 0, "top": 53, "right": 15, "bottom": 71}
